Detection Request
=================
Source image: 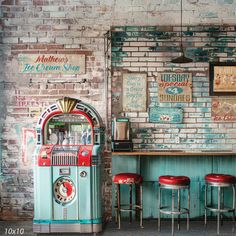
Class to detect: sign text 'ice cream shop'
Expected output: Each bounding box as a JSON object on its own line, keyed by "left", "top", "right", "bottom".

{"left": 18, "top": 54, "right": 85, "bottom": 74}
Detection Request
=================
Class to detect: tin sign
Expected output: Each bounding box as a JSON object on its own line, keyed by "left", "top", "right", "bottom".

{"left": 149, "top": 107, "right": 183, "bottom": 123}
{"left": 212, "top": 98, "right": 236, "bottom": 121}
{"left": 158, "top": 72, "right": 192, "bottom": 103}
{"left": 18, "top": 54, "right": 85, "bottom": 74}
{"left": 123, "top": 73, "right": 147, "bottom": 112}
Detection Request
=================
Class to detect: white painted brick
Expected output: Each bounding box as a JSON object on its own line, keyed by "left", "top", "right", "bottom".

{"left": 123, "top": 47, "right": 139, "bottom": 51}
{"left": 138, "top": 47, "right": 152, "bottom": 51}
{"left": 147, "top": 62, "right": 164, "bottom": 67}
{"left": 130, "top": 42, "right": 146, "bottom": 46}
{"left": 55, "top": 37, "right": 73, "bottom": 44}
{"left": 2, "top": 37, "right": 18, "bottom": 44}
{"left": 131, "top": 62, "right": 147, "bottom": 67}
{"left": 19, "top": 37, "right": 37, "bottom": 43}
{"left": 123, "top": 57, "right": 139, "bottom": 62}
{"left": 130, "top": 118, "right": 147, "bottom": 123}
{"left": 139, "top": 57, "right": 156, "bottom": 62}
{"left": 132, "top": 52, "right": 146, "bottom": 56}
{"left": 50, "top": 12, "right": 66, "bottom": 18}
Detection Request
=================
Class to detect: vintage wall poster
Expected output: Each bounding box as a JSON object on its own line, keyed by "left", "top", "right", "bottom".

{"left": 209, "top": 62, "right": 236, "bottom": 95}
{"left": 123, "top": 73, "right": 147, "bottom": 112}
{"left": 157, "top": 72, "right": 192, "bottom": 103}
{"left": 212, "top": 98, "right": 236, "bottom": 121}
{"left": 18, "top": 54, "right": 85, "bottom": 74}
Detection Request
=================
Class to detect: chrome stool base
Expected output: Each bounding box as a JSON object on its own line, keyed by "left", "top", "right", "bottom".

{"left": 205, "top": 181, "right": 236, "bottom": 235}
{"left": 158, "top": 177, "right": 190, "bottom": 236}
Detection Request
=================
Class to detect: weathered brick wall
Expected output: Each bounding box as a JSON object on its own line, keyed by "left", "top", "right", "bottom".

{"left": 1, "top": 0, "right": 236, "bottom": 220}
{"left": 111, "top": 26, "right": 236, "bottom": 151}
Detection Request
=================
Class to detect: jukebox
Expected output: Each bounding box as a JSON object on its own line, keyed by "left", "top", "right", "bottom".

{"left": 33, "top": 97, "right": 105, "bottom": 234}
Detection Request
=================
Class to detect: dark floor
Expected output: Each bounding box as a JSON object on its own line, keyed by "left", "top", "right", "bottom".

{"left": 0, "top": 219, "right": 236, "bottom": 236}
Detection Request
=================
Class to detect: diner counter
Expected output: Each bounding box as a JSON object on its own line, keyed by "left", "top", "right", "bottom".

{"left": 111, "top": 150, "right": 236, "bottom": 218}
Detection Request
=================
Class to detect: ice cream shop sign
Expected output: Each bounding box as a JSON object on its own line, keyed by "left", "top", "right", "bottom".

{"left": 18, "top": 54, "right": 85, "bottom": 74}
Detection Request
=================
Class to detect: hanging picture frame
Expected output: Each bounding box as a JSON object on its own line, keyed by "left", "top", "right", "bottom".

{"left": 209, "top": 62, "right": 236, "bottom": 96}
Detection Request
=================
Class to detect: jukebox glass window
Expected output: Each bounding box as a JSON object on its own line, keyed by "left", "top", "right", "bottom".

{"left": 45, "top": 114, "right": 93, "bottom": 145}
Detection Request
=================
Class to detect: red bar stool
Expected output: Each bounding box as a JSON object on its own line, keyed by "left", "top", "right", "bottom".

{"left": 158, "top": 175, "right": 190, "bottom": 236}
{"left": 205, "top": 173, "right": 236, "bottom": 235}
{"left": 113, "top": 173, "right": 143, "bottom": 229}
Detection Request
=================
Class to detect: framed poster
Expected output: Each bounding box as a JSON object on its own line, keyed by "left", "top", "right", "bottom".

{"left": 123, "top": 73, "right": 147, "bottom": 112}
{"left": 209, "top": 62, "right": 236, "bottom": 96}
{"left": 157, "top": 72, "right": 192, "bottom": 103}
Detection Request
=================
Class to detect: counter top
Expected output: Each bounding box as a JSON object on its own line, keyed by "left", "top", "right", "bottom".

{"left": 112, "top": 151, "right": 236, "bottom": 156}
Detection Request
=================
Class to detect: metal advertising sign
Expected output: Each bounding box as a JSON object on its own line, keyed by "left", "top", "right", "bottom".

{"left": 149, "top": 107, "right": 183, "bottom": 123}
{"left": 18, "top": 54, "right": 85, "bottom": 74}
{"left": 157, "top": 72, "right": 192, "bottom": 103}
{"left": 212, "top": 98, "right": 236, "bottom": 121}
{"left": 123, "top": 73, "right": 147, "bottom": 112}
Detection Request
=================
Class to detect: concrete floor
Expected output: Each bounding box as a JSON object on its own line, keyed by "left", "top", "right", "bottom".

{"left": 0, "top": 219, "right": 235, "bottom": 236}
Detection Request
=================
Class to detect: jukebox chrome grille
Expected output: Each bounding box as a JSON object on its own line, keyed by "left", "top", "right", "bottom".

{"left": 52, "top": 153, "right": 78, "bottom": 166}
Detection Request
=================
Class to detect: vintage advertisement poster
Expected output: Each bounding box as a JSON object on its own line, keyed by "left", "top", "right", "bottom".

{"left": 157, "top": 72, "right": 192, "bottom": 103}
{"left": 123, "top": 73, "right": 147, "bottom": 112}
{"left": 18, "top": 54, "right": 85, "bottom": 74}
{"left": 213, "top": 65, "right": 236, "bottom": 92}
{"left": 212, "top": 98, "right": 236, "bottom": 121}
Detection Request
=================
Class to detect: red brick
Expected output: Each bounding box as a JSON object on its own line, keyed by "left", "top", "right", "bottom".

{"left": 36, "top": 25, "right": 51, "bottom": 31}
{"left": 29, "top": 44, "right": 47, "bottom": 50}
{"left": 2, "top": 0, "right": 14, "bottom": 5}
{"left": 47, "top": 44, "right": 64, "bottom": 50}
{"left": 65, "top": 84, "right": 75, "bottom": 90}
{"left": 33, "top": 0, "right": 49, "bottom": 5}
{"left": 11, "top": 44, "right": 28, "bottom": 50}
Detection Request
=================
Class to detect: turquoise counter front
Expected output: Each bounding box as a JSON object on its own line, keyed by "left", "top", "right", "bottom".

{"left": 112, "top": 152, "right": 236, "bottom": 219}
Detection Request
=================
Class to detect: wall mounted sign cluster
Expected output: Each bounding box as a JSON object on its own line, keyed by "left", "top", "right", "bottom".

{"left": 18, "top": 54, "right": 85, "bottom": 74}
{"left": 157, "top": 72, "right": 192, "bottom": 103}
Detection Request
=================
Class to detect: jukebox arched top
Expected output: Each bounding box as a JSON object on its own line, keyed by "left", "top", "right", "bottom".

{"left": 36, "top": 97, "right": 105, "bottom": 146}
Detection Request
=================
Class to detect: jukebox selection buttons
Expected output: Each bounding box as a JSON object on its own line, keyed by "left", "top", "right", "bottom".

{"left": 54, "top": 177, "right": 76, "bottom": 205}
{"left": 80, "top": 171, "right": 87, "bottom": 177}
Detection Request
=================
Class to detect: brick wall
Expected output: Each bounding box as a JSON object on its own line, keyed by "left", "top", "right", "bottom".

{"left": 111, "top": 26, "right": 236, "bottom": 151}
{"left": 1, "top": 0, "right": 236, "bottom": 220}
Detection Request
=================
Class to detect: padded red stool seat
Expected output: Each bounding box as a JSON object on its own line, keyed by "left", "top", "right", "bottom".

{"left": 205, "top": 173, "right": 236, "bottom": 235}
{"left": 113, "top": 173, "right": 143, "bottom": 184}
{"left": 159, "top": 175, "right": 190, "bottom": 186}
{"left": 205, "top": 174, "right": 236, "bottom": 184}
{"left": 113, "top": 173, "right": 143, "bottom": 229}
{"left": 158, "top": 175, "right": 190, "bottom": 236}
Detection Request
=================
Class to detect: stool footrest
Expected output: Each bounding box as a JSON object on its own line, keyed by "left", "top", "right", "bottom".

{"left": 160, "top": 206, "right": 189, "bottom": 215}
{"left": 206, "top": 205, "right": 235, "bottom": 213}
{"left": 114, "top": 205, "right": 142, "bottom": 212}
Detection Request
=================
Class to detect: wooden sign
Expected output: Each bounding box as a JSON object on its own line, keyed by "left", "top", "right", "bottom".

{"left": 149, "top": 107, "right": 183, "bottom": 123}
{"left": 157, "top": 72, "right": 192, "bottom": 103}
{"left": 123, "top": 73, "right": 147, "bottom": 112}
{"left": 18, "top": 54, "right": 85, "bottom": 74}
{"left": 212, "top": 98, "right": 236, "bottom": 121}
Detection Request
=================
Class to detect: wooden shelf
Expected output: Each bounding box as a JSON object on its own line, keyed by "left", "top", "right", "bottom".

{"left": 112, "top": 151, "right": 236, "bottom": 156}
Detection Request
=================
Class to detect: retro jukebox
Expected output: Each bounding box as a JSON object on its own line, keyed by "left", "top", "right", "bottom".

{"left": 33, "top": 97, "right": 105, "bottom": 234}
